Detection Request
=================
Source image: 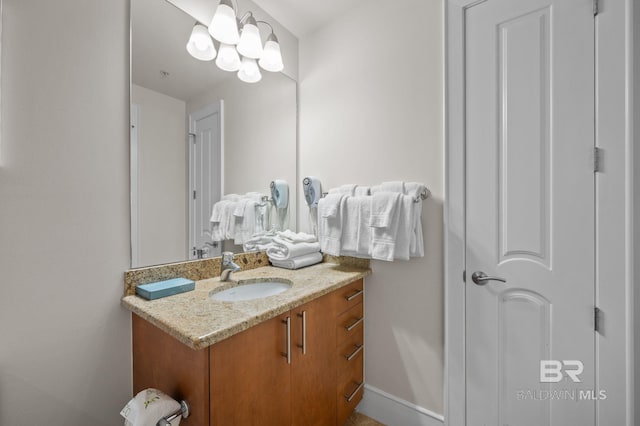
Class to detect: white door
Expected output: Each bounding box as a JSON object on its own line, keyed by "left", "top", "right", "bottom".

{"left": 465, "top": 0, "right": 595, "bottom": 425}
{"left": 189, "top": 101, "right": 223, "bottom": 259}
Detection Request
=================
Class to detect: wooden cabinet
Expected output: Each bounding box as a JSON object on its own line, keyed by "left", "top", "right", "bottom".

{"left": 132, "top": 278, "right": 364, "bottom": 426}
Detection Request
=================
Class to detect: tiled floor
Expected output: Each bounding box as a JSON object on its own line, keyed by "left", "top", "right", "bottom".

{"left": 345, "top": 412, "right": 386, "bottom": 426}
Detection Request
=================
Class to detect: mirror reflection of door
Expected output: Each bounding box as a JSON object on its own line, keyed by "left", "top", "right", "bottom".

{"left": 189, "top": 101, "right": 223, "bottom": 260}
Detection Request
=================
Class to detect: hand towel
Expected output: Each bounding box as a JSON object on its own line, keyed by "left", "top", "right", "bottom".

{"left": 370, "top": 192, "right": 401, "bottom": 261}
{"left": 370, "top": 192, "right": 399, "bottom": 228}
{"left": 340, "top": 196, "right": 362, "bottom": 255}
{"left": 270, "top": 251, "right": 324, "bottom": 270}
{"left": 278, "top": 230, "right": 318, "bottom": 243}
{"left": 121, "top": 388, "right": 181, "bottom": 426}
{"left": 266, "top": 237, "right": 321, "bottom": 261}
{"left": 317, "top": 193, "right": 347, "bottom": 256}
{"left": 403, "top": 183, "right": 427, "bottom": 257}
{"left": 393, "top": 195, "right": 415, "bottom": 261}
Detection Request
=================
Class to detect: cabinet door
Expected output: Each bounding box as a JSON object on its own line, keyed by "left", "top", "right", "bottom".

{"left": 210, "top": 312, "right": 292, "bottom": 426}
{"left": 291, "top": 293, "right": 337, "bottom": 426}
{"left": 132, "top": 314, "right": 210, "bottom": 426}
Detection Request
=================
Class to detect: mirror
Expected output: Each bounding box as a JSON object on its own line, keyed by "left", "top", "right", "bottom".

{"left": 130, "top": 0, "right": 298, "bottom": 268}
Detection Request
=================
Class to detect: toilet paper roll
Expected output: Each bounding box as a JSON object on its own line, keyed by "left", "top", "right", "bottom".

{"left": 121, "top": 388, "right": 181, "bottom": 426}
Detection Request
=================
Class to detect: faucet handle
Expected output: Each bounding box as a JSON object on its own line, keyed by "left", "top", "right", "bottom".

{"left": 222, "top": 251, "right": 234, "bottom": 264}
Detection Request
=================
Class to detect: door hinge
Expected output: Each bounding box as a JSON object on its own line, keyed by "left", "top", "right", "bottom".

{"left": 193, "top": 190, "right": 197, "bottom": 200}
{"left": 463, "top": 270, "right": 466, "bottom": 282}
{"left": 593, "top": 0, "right": 599, "bottom": 16}
{"left": 594, "top": 307, "right": 602, "bottom": 333}
{"left": 593, "top": 147, "right": 603, "bottom": 173}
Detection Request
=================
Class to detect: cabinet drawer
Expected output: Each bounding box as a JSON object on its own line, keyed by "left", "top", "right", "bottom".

{"left": 337, "top": 327, "right": 364, "bottom": 374}
{"left": 337, "top": 356, "right": 364, "bottom": 426}
{"left": 337, "top": 341, "right": 363, "bottom": 391}
{"left": 336, "top": 302, "right": 364, "bottom": 347}
{"left": 335, "top": 279, "right": 364, "bottom": 315}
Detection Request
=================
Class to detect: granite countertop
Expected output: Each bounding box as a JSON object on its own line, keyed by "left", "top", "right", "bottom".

{"left": 121, "top": 262, "right": 371, "bottom": 350}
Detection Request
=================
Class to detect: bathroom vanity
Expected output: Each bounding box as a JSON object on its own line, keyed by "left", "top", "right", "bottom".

{"left": 122, "top": 258, "right": 369, "bottom": 425}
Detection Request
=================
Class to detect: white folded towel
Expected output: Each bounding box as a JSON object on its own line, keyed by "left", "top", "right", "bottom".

{"left": 318, "top": 193, "right": 347, "bottom": 256}
{"left": 370, "top": 192, "right": 399, "bottom": 228}
{"left": 243, "top": 230, "right": 276, "bottom": 252}
{"left": 354, "top": 186, "right": 371, "bottom": 196}
{"left": 270, "top": 251, "right": 323, "bottom": 270}
{"left": 267, "top": 237, "right": 321, "bottom": 261}
{"left": 393, "top": 195, "right": 415, "bottom": 261}
{"left": 404, "top": 182, "right": 427, "bottom": 257}
{"left": 340, "top": 196, "right": 363, "bottom": 255}
{"left": 370, "top": 192, "right": 402, "bottom": 261}
{"left": 329, "top": 184, "right": 357, "bottom": 195}
{"left": 277, "top": 230, "right": 318, "bottom": 243}
{"left": 120, "top": 388, "right": 181, "bottom": 426}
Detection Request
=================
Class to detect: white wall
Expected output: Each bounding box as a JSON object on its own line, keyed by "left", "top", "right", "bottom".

{"left": 188, "top": 71, "right": 298, "bottom": 229}
{"left": 299, "top": 0, "right": 444, "bottom": 414}
{"left": 0, "top": 0, "right": 131, "bottom": 424}
{"left": 131, "top": 84, "right": 188, "bottom": 267}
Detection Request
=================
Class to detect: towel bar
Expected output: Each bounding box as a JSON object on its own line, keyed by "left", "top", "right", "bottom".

{"left": 156, "top": 400, "right": 189, "bottom": 426}
{"left": 317, "top": 185, "right": 430, "bottom": 202}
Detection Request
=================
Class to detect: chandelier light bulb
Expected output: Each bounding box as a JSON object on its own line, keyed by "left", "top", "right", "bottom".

{"left": 216, "top": 43, "right": 241, "bottom": 72}
{"left": 237, "top": 56, "right": 262, "bottom": 83}
{"left": 186, "top": 23, "right": 216, "bottom": 61}
{"left": 258, "top": 33, "right": 284, "bottom": 72}
{"left": 209, "top": 0, "right": 240, "bottom": 45}
{"left": 236, "top": 15, "right": 263, "bottom": 59}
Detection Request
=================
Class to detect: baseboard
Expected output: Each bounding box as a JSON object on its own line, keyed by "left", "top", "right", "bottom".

{"left": 356, "top": 384, "right": 445, "bottom": 426}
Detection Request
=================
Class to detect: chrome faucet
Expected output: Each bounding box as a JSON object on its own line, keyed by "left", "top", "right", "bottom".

{"left": 220, "top": 251, "right": 241, "bottom": 282}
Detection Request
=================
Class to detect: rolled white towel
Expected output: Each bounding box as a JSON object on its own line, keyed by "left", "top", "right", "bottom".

{"left": 266, "top": 237, "right": 321, "bottom": 261}
{"left": 270, "top": 251, "right": 323, "bottom": 270}
{"left": 120, "top": 388, "right": 181, "bottom": 426}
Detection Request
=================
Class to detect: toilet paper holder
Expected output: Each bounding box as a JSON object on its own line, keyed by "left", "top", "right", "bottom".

{"left": 156, "top": 400, "right": 190, "bottom": 426}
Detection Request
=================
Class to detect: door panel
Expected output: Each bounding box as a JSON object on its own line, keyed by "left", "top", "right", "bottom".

{"left": 465, "top": 0, "right": 595, "bottom": 424}
{"left": 189, "top": 103, "right": 222, "bottom": 259}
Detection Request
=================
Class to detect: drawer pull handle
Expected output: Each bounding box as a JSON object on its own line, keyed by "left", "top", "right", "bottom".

{"left": 345, "top": 317, "right": 364, "bottom": 332}
{"left": 281, "top": 317, "right": 291, "bottom": 364}
{"left": 345, "top": 289, "right": 364, "bottom": 301}
{"left": 344, "top": 344, "right": 363, "bottom": 361}
{"left": 345, "top": 381, "right": 364, "bottom": 402}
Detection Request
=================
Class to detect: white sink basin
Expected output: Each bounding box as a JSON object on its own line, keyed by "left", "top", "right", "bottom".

{"left": 211, "top": 280, "right": 292, "bottom": 302}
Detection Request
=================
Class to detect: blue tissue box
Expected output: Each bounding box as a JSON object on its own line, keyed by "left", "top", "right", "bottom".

{"left": 135, "top": 277, "right": 195, "bottom": 300}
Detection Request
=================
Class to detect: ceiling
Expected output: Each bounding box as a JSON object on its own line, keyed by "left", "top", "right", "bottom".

{"left": 251, "top": 0, "right": 368, "bottom": 38}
